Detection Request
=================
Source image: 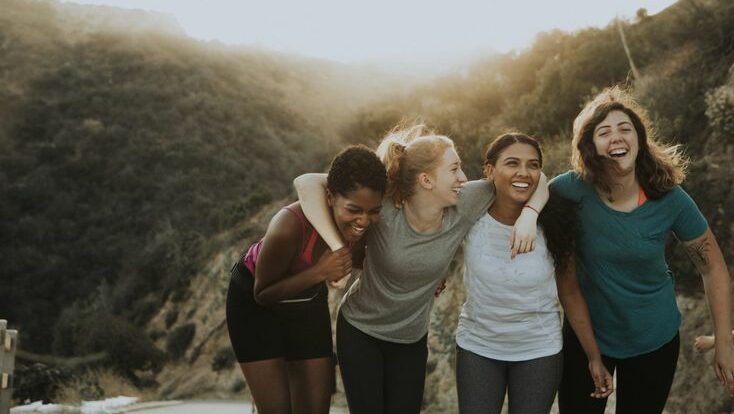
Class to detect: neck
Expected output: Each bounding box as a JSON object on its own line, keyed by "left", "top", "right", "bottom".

{"left": 403, "top": 192, "right": 445, "bottom": 234}
{"left": 605, "top": 168, "right": 639, "bottom": 202}
{"left": 489, "top": 198, "right": 522, "bottom": 226}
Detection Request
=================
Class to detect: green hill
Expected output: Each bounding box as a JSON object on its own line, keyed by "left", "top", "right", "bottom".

{"left": 0, "top": 0, "right": 396, "bottom": 359}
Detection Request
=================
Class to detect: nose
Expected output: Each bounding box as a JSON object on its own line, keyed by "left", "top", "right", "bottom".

{"left": 610, "top": 131, "right": 623, "bottom": 144}
{"left": 517, "top": 164, "right": 529, "bottom": 177}
{"left": 355, "top": 214, "right": 370, "bottom": 227}
{"left": 457, "top": 167, "right": 467, "bottom": 183}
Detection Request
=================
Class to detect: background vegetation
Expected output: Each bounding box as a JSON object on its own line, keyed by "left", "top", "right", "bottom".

{"left": 2, "top": 0, "right": 733, "bottom": 410}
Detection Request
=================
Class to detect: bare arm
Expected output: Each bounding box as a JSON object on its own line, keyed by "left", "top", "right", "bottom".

{"left": 253, "top": 209, "right": 351, "bottom": 305}
{"left": 511, "top": 172, "right": 549, "bottom": 257}
{"left": 293, "top": 173, "right": 345, "bottom": 250}
{"left": 684, "top": 228, "right": 734, "bottom": 396}
{"left": 556, "top": 255, "right": 614, "bottom": 398}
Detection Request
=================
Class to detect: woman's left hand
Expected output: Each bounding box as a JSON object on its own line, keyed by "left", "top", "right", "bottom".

{"left": 714, "top": 340, "right": 734, "bottom": 397}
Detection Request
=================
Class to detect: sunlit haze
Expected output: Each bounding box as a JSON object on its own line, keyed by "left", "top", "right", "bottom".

{"left": 63, "top": 0, "right": 676, "bottom": 72}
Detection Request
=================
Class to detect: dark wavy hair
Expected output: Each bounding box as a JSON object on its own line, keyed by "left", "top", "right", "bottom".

{"left": 485, "top": 132, "right": 543, "bottom": 167}
{"left": 538, "top": 191, "right": 580, "bottom": 273}
{"left": 327, "top": 145, "right": 387, "bottom": 197}
{"left": 572, "top": 86, "right": 687, "bottom": 199}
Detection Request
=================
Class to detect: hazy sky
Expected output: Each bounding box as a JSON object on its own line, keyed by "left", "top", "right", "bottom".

{"left": 63, "top": 0, "right": 676, "bottom": 65}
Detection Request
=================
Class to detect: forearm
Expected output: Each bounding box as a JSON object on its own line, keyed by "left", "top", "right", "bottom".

{"left": 254, "top": 267, "right": 324, "bottom": 305}
{"left": 294, "top": 173, "right": 344, "bottom": 250}
{"left": 702, "top": 262, "right": 733, "bottom": 342}
{"left": 561, "top": 292, "right": 603, "bottom": 360}
{"left": 525, "top": 172, "right": 549, "bottom": 212}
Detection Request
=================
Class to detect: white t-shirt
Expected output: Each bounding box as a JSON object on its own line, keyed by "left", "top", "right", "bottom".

{"left": 456, "top": 213, "right": 562, "bottom": 361}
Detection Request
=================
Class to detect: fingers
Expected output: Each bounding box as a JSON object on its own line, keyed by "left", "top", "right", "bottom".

{"left": 510, "top": 229, "right": 517, "bottom": 259}
{"left": 716, "top": 363, "right": 725, "bottom": 385}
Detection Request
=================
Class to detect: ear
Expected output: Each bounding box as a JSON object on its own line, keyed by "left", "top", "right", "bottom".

{"left": 484, "top": 164, "right": 495, "bottom": 182}
{"left": 417, "top": 172, "right": 433, "bottom": 190}
{"left": 326, "top": 188, "right": 334, "bottom": 207}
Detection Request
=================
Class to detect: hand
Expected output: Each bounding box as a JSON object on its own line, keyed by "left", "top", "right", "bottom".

{"left": 695, "top": 335, "right": 715, "bottom": 353}
{"left": 316, "top": 247, "right": 352, "bottom": 283}
{"left": 713, "top": 340, "right": 734, "bottom": 397}
{"left": 588, "top": 359, "right": 614, "bottom": 398}
{"left": 328, "top": 273, "right": 352, "bottom": 289}
{"left": 510, "top": 207, "right": 538, "bottom": 258}
{"left": 434, "top": 279, "right": 447, "bottom": 297}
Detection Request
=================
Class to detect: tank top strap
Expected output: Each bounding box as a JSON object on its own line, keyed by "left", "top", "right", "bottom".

{"left": 283, "top": 205, "right": 319, "bottom": 266}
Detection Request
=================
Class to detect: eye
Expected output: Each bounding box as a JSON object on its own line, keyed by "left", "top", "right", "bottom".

{"left": 506, "top": 160, "right": 518, "bottom": 166}
{"left": 347, "top": 208, "right": 361, "bottom": 214}
{"left": 529, "top": 162, "right": 541, "bottom": 169}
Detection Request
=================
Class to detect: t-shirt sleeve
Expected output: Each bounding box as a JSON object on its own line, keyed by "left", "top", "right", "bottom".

{"left": 457, "top": 179, "right": 495, "bottom": 222}
{"left": 671, "top": 186, "right": 708, "bottom": 242}
{"left": 549, "top": 170, "right": 584, "bottom": 203}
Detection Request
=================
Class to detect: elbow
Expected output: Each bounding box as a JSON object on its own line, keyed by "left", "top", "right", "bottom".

{"left": 253, "top": 288, "right": 275, "bottom": 306}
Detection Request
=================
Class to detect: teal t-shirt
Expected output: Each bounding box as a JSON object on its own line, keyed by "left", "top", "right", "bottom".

{"left": 551, "top": 171, "right": 708, "bottom": 358}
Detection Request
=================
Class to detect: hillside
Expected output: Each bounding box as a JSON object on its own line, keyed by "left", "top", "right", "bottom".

{"left": 3, "top": 0, "right": 734, "bottom": 412}
{"left": 0, "top": 0, "right": 399, "bottom": 364}
{"left": 151, "top": 1, "right": 734, "bottom": 413}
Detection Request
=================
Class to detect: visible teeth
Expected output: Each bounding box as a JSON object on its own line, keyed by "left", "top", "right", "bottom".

{"left": 512, "top": 182, "right": 529, "bottom": 188}
{"left": 610, "top": 149, "right": 628, "bottom": 156}
{"left": 351, "top": 225, "right": 365, "bottom": 233}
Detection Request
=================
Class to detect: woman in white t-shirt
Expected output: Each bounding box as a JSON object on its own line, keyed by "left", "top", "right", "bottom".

{"left": 455, "top": 133, "right": 613, "bottom": 414}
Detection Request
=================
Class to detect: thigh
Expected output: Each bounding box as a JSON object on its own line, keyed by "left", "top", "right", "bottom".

{"left": 288, "top": 356, "right": 334, "bottom": 414}
{"left": 616, "top": 333, "right": 680, "bottom": 414}
{"left": 455, "top": 345, "right": 507, "bottom": 414}
{"left": 507, "top": 352, "right": 563, "bottom": 414}
{"left": 282, "top": 289, "right": 334, "bottom": 361}
{"left": 226, "top": 272, "right": 285, "bottom": 363}
{"left": 383, "top": 334, "right": 429, "bottom": 414}
{"left": 337, "top": 312, "right": 385, "bottom": 414}
{"left": 558, "top": 321, "right": 615, "bottom": 414}
{"left": 239, "top": 359, "right": 291, "bottom": 414}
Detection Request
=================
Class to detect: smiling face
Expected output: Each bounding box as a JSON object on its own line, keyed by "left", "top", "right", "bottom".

{"left": 485, "top": 142, "right": 541, "bottom": 206}
{"left": 592, "top": 110, "right": 639, "bottom": 175}
{"left": 327, "top": 185, "right": 383, "bottom": 243}
{"left": 428, "top": 147, "right": 468, "bottom": 207}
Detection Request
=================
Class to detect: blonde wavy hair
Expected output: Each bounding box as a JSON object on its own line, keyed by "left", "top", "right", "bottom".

{"left": 375, "top": 124, "right": 455, "bottom": 206}
{"left": 571, "top": 86, "right": 688, "bottom": 199}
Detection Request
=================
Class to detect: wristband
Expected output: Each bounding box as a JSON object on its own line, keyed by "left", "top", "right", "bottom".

{"left": 523, "top": 204, "right": 540, "bottom": 215}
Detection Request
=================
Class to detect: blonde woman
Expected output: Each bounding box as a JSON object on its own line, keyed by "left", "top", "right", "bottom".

{"left": 295, "top": 125, "right": 546, "bottom": 414}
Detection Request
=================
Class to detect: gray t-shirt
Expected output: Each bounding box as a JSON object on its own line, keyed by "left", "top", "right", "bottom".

{"left": 340, "top": 180, "right": 496, "bottom": 343}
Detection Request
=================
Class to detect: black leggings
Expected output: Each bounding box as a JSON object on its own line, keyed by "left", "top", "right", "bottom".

{"left": 558, "top": 321, "right": 680, "bottom": 414}
{"left": 336, "top": 312, "right": 428, "bottom": 414}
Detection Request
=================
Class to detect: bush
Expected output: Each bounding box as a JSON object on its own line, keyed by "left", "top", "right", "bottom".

{"left": 165, "top": 323, "right": 196, "bottom": 360}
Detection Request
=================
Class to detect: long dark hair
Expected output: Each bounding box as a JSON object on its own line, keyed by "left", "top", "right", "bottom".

{"left": 571, "top": 86, "right": 687, "bottom": 199}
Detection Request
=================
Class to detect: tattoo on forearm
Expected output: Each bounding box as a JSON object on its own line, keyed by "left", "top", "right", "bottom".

{"left": 685, "top": 238, "right": 711, "bottom": 269}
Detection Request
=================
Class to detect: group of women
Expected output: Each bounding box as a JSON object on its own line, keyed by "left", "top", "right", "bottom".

{"left": 225, "top": 87, "right": 734, "bottom": 414}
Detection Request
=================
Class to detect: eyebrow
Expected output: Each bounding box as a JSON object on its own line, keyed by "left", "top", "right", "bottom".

{"left": 595, "top": 121, "right": 633, "bottom": 133}
{"left": 502, "top": 156, "right": 540, "bottom": 162}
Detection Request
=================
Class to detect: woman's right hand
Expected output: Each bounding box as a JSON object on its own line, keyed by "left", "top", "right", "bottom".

{"left": 588, "top": 359, "right": 614, "bottom": 398}
{"left": 316, "top": 247, "right": 352, "bottom": 283}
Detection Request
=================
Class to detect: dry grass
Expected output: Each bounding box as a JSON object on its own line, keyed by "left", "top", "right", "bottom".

{"left": 56, "top": 369, "right": 154, "bottom": 405}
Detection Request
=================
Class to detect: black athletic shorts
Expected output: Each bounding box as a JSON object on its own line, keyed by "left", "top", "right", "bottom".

{"left": 225, "top": 261, "right": 333, "bottom": 363}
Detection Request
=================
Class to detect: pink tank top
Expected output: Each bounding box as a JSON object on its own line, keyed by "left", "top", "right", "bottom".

{"left": 242, "top": 205, "right": 320, "bottom": 275}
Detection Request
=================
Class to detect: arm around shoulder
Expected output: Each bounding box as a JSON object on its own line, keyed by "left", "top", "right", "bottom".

{"left": 293, "top": 173, "right": 345, "bottom": 250}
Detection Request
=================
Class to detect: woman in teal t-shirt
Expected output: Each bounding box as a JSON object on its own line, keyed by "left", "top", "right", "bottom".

{"left": 553, "top": 87, "right": 734, "bottom": 413}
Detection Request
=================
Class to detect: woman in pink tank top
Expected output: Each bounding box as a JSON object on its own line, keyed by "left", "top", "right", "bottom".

{"left": 226, "top": 145, "right": 386, "bottom": 414}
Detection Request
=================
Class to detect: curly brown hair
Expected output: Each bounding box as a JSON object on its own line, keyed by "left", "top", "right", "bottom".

{"left": 571, "top": 86, "right": 688, "bottom": 199}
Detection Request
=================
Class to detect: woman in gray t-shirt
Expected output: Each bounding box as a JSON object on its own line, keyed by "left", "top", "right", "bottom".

{"left": 295, "top": 125, "right": 546, "bottom": 414}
